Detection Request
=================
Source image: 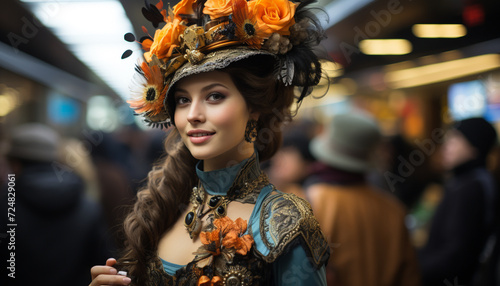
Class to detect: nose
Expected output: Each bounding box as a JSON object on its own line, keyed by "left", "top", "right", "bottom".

{"left": 186, "top": 99, "right": 205, "bottom": 124}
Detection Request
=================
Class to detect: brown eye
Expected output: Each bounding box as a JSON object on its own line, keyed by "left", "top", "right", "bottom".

{"left": 207, "top": 92, "right": 225, "bottom": 102}
{"left": 175, "top": 96, "right": 190, "bottom": 105}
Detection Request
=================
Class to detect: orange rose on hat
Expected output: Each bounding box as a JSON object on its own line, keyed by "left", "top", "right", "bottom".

{"left": 173, "top": 0, "right": 196, "bottom": 18}
{"left": 144, "top": 18, "right": 185, "bottom": 62}
{"left": 248, "top": 0, "right": 297, "bottom": 36}
{"left": 203, "top": 0, "right": 233, "bottom": 20}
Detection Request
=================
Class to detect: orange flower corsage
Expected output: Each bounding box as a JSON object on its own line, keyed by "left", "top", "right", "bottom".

{"left": 218, "top": 217, "right": 254, "bottom": 255}
{"left": 194, "top": 217, "right": 254, "bottom": 285}
{"left": 200, "top": 216, "right": 254, "bottom": 255}
{"left": 194, "top": 217, "right": 254, "bottom": 268}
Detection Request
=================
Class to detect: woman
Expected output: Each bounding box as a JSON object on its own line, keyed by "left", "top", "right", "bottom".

{"left": 90, "top": 0, "right": 329, "bottom": 285}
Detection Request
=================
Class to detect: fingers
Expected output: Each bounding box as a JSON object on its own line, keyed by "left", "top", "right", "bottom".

{"left": 91, "top": 258, "right": 116, "bottom": 279}
{"left": 90, "top": 258, "right": 131, "bottom": 286}
{"left": 106, "top": 258, "right": 117, "bottom": 267}
{"left": 90, "top": 273, "right": 131, "bottom": 285}
{"left": 91, "top": 265, "right": 117, "bottom": 280}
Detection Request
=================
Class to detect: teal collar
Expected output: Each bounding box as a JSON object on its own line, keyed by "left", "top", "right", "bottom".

{"left": 195, "top": 153, "right": 260, "bottom": 196}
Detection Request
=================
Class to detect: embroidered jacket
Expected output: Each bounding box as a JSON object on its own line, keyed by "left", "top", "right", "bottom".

{"left": 138, "top": 155, "right": 330, "bottom": 285}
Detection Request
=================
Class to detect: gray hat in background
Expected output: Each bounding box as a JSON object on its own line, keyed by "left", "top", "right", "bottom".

{"left": 7, "top": 123, "right": 60, "bottom": 162}
{"left": 310, "top": 111, "right": 382, "bottom": 173}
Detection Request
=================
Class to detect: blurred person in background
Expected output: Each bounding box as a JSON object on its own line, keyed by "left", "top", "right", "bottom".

{"left": 482, "top": 143, "right": 500, "bottom": 286}
{"left": 0, "top": 123, "right": 111, "bottom": 286}
{"left": 268, "top": 120, "right": 318, "bottom": 199}
{"left": 60, "top": 137, "right": 101, "bottom": 202}
{"left": 89, "top": 125, "right": 160, "bottom": 247}
{"left": 371, "top": 133, "right": 444, "bottom": 249}
{"left": 419, "top": 117, "right": 498, "bottom": 286}
{"left": 372, "top": 134, "right": 440, "bottom": 210}
{"left": 306, "top": 111, "right": 421, "bottom": 286}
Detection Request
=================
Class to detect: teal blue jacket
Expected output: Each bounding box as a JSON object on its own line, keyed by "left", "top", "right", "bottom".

{"left": 147, "top": 154, "right": 329, "bottom": 285}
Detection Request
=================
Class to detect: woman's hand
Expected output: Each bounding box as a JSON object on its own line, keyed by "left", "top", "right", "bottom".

{"left": 90, "top": 258, "right": 131, "bottom": 285}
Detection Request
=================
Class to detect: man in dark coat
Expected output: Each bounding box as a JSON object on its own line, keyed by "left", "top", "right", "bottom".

{"left": 419, "top": 117, "right": 498, "bottom": 286}
{"left": 0, "top": 123, "right": 112, "bottom": 286}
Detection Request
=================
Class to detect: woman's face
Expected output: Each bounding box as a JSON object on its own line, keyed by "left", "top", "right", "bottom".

{"left": 173, "top": 71, "right": 256, "bottom": 170}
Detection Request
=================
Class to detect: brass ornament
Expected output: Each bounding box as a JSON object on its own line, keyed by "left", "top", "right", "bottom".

{"left": 223, "top": 265, "right": 253, "bottom": 286}
{"left": 184, "top": 186, "right": 205, "bottom": 239}
{"left": 185, "top": 49, "right": 205, "bottom": 64}
{"left": 182, "top": 25, "right": 206, "bottom": 50}
{"left": 181, "top": 25, "right": 207, "bottom": 64}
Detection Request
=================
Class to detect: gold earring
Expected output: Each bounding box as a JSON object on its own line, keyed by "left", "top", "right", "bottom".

{"left": 245, "top": 120, "right": 258, "bottom": 143}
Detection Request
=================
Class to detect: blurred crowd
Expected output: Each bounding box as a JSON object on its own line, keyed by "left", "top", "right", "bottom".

{"left": 267, "top": 112, "right": 500, "bottom": 286}
{"left": 0, "top": 122, "right": 167, "bottom": 286}
{"left": 1, "top": 110, "right": 499, "bottom": 286}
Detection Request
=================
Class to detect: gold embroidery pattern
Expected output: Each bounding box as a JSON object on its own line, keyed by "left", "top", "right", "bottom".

{"left": 143, "top": 190, "right": 329, "bottom": 285}
{"left": 259, "top": 192, "right": 330, "bottom": 268}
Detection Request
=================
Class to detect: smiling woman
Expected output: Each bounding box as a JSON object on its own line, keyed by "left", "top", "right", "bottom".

{"left": 89, "top": 0, "right": 329, "bottom": 285}
{"left": 173, "top": 71, "right": 254, "bottom": 168}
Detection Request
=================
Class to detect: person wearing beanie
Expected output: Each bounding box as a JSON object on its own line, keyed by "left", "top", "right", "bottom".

{"left": 419, "top": 117, "right": 498, "bottom": 286}
{"left": 306, "top": 111, "right": 421, "bottom": 286}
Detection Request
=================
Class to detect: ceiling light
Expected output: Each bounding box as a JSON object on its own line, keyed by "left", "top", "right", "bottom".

{"left": 0, "top": 92, "right": 19, "bottom": 117}
{"left": 359, "top": 39, "right": 412, "bottom": 55}
{"left": 20, "top": 0, "right": 139, "bottom": 100}
{"left": 412, "top": 24, "right": 467, "bottom": 38}
{"left": 385, "top": 54, "right": 500, "bottom": 89}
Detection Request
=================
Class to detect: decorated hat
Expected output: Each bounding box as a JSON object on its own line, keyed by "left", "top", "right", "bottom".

{"left": 123, "top": 0, "right": 325, "bottom": 128}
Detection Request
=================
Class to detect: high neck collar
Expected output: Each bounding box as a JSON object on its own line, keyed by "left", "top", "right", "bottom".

{"left": 196, "top": 152, "right": 261, "bottom": 196}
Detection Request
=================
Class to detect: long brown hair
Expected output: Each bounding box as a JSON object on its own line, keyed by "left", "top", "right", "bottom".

{"left": 118, "top": 56, "right": 295, "bottom": 283}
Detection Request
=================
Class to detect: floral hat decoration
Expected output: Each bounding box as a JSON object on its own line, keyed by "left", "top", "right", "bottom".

{"left": 124, "top": 0, "right": 325, "bottom": 128}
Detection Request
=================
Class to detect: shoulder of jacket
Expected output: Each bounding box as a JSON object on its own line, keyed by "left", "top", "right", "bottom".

{"left": 258, "top": 191, "right": 330, "bottom": 269}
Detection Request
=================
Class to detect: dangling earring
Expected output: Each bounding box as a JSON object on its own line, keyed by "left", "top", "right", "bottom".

{"left": 245, "top": 119, "right": 258, "bottom": 143}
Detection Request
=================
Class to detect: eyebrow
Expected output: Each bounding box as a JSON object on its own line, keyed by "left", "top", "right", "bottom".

{"left": 175, "top": 83, "right": 228, "bottom": 95}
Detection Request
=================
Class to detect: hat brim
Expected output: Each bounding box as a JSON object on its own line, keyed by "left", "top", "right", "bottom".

{"left": 310, "top": 135, "right": 372, "bottom": 173}
{"left": 166, "top": 48, "right": 277, "bottom": 100}
{"left": 163, "top": 48, "right": 278, "bottom": 124}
